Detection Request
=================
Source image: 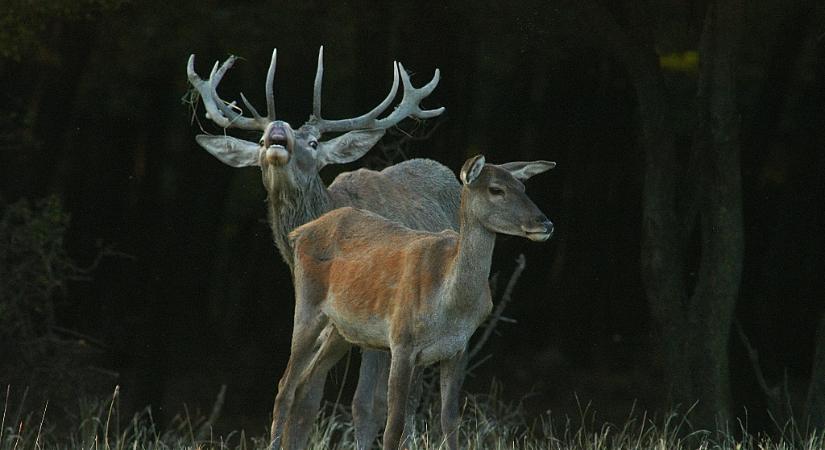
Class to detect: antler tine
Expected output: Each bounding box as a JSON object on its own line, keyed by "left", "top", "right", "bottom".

{"left": 188, "top": 55, "right": 230, "bottom": 128}
{"left": 186, "top": 53, "right": 270, "bottom": 131}
{"left": 313, "top": 46, "right": 324, "bottom": 118}
{"left": 240, "top": 93, "right": 265, "bottom": 122}
{"left": 310, "top": 61, "right": 402, "bottom": 133}
{"left": 209, "top": 59, "right": 244, "bottom": 126}
{"left": 209, "top": 58, "right": 271, "bottom": 130}
{"left": 265, "top": 48, "right": 277, "bottom": 120}
{"left": 372, "top": 63, "right": 445, "bottom": 127}
{"left": 310, "top": 60, "right": 443, "bottom": 134}
{"left": 404, "top": 63, "right": 445, "bottom": 118}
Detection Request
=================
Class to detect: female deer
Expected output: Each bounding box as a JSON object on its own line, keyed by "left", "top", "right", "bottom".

{"left": 273, "top": 155, "right": 555, "bottom": 450}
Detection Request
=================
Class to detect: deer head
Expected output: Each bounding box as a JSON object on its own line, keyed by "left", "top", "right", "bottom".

{"left": 459, "top": 155, "right": 556, "bottom": 241}
{"left": 187, "top": 48, "right": 443, "bottom": 199}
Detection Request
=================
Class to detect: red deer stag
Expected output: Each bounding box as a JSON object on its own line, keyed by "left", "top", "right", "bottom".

{"left": 187, "top": 48, "right": 458, "bottom": 449}
{"left": 275, "top": 155, "right": 555, "bottom": 450}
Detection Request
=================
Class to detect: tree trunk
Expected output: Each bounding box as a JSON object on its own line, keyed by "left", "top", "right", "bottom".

{"left": 564, "top": 0, "right": 694, "bottom": 408}
{"left": 806, "top": 312, "right": 825, "bottom": 428}
{"left": 685, "top": 0, "right": 744, "bottom": 427}
{"left": 568, "top": 0, "right": 744, "bottom": 426}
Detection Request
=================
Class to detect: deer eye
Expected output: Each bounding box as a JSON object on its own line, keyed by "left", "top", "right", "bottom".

{"left": 488, "top": 186, "right": 505, "bottom": 196}
{"left": 308, "top": 140, "right": 318, "bottom": 149}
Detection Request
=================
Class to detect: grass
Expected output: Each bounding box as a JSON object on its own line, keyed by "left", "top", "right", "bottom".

{"left": 1, "top": 385, "right": 823, "bottom": 450}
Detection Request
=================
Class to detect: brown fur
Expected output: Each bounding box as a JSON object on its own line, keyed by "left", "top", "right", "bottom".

{"left": 274, "top": 157, "right": 555, "bottom": 450}
{"left": 292, "top": 208, "right": 458, "bottom": 325}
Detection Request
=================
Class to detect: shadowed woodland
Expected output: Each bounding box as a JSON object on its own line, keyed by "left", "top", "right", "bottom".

{"left": 1, "top": 0, "right": 824, "bottom": 441}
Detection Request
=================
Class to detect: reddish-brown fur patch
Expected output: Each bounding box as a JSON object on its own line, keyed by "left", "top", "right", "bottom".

{"left": 291, "top": 207, "right": 459, "bottom": 323}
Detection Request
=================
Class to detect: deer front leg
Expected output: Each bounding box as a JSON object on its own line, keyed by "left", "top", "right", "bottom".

{"left": 285, "top": 325, "right": 352, "bottom": 449}
{"left": 382, "top": 347, "right": 415, "bottom": 450}
{"left": 439, "top": 351, "right": 466, "bottom": 450}
{"left": 354, "top": 352, "right": 424, "bottom": 450}
{"left": 269, "top": 327, "right": 322, "bottom": 449}
{"left": 401, "top": 366, "right": 424, "bottom": 444}
{"left": 353, "top": 349, "right": 389, "bottom": 450}
{"left": 270, "top": 304, "right": 327, "bottom": 449}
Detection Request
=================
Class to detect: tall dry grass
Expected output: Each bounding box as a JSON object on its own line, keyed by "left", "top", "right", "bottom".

{"left": 1, "top": 384, "right": 823, "bottom": 450}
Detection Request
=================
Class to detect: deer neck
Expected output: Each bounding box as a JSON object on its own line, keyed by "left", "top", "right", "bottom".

{"left": 448, "top": 190, "right": 496, "bottom": 312}
{"left": 266, "top": 172, "right": 332, "bottom": 268}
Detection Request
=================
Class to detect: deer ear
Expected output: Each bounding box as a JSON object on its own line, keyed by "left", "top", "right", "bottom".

{"left": 460, "top": 155, "right": 486, "bottom": 185}
{"left": 195, "top": 135, "right": 261, "bottom": 168}
{"left": 497, "top": 160, "right": 556, "bottom": 180}
{"left": 316, "top": 129, "right": 385, "bottom": 169}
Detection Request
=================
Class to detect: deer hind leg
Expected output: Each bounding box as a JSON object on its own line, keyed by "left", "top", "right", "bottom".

{"left": 269, "top": 302, "right": 327, "bottom": 449}
{"left": 284, "top": 324, "right": 351, "bottom": 450}
{"left": 382, "top": 347, "right": 415, "bottom": 450}
{"left": 353, "top": 349, "right": 389, "bottom": 450}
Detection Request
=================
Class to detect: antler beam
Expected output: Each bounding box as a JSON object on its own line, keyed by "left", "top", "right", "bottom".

{"left": 188, "top": 47, "right": 443, "bottom": 135}
{"left": 308, "top": 47, "right": 444, "bottom": 133}
{"left": 187, "top": 49, "right": 277, "bottom": 132}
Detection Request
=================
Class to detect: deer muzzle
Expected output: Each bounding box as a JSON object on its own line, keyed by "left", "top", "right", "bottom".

{"left": 263, "top": 121, "right": 294, "bottom": 166}
{"left": 522, "top": 216, "right": 554, "bottom": 242}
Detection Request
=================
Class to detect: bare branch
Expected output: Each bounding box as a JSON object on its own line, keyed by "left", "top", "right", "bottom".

{"left": 370, "top": 116, "right": 446, "bottom": 168}
{"left": 195, "top": 384, "right": 227, "bottom": 442}
{"left": 734, "top": 319, "right": 775, "bottom": 400}
{"left": 468, "top": 254, "right": 527, "bottom": 361}
{"left": 735, "top": 318, "right": 792, "bottom": 421}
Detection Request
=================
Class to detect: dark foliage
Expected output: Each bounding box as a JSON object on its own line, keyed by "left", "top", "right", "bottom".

{"left": 0, "top": 196, "right": 114, "bottom": 410}
{"left": 0, "top": 0, "right": 823, "bottom": 435}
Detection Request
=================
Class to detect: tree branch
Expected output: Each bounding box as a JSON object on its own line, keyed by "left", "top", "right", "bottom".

{"left": 468, "top": 254, "right": 526, "bottom": 361}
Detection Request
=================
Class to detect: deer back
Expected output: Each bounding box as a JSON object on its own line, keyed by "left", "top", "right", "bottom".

{"left": 328, "top": 158, "right": 460, "bottom": 233}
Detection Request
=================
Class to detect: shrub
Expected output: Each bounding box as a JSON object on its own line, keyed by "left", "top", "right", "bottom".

{"left": 0, "top": 196, "right": 113, "bottom": 412}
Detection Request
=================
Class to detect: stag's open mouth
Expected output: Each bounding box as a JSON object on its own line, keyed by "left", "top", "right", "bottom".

{"left": 267, "top": 132, "right": 289, "bottom": 148}
{"left": 264, "top": 122, "right": 293, "bottom": 165}
{"left": 266, "top": 124, "right": 290, "bottom": 147}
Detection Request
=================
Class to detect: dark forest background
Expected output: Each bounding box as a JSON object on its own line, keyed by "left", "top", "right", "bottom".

{"left": 1, "top": 0, "right": 824, "bottom": 437}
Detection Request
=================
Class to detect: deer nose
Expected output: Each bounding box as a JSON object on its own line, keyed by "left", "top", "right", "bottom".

{"left": 265, "top": 123, "right": 290, "bottom": 148}
{"left": 537, "top": 216, "right": 554, "bottom": 237}
{"left": 523, "top": 215, "right": 554, "bottom": 241}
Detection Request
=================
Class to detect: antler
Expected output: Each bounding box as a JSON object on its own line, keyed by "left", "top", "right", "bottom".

{"left": 308, "top": 47, "right": 445, "bottom": 134}
{"left": 187, "top": 49, "right": 278, "bottom": 131}
{"left": 188, "top": 47, "right": 444, "bottom": 134}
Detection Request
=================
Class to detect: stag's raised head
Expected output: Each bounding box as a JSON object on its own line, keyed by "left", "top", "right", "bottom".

{"left": 459, "top": 155, "right": 556, "bottom": 241}
{"left": 188, "top": 48, "right": 443, "bottom": 196}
